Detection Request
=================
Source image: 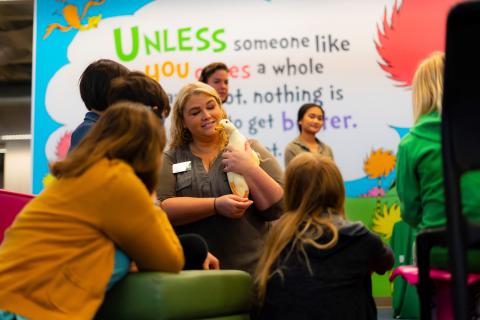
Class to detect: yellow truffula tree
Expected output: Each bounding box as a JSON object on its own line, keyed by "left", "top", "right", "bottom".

{"left": 364, "top": 148, "right": 396, "bottom": 199}
{"left": 363, "top": 148, "right": 398, "bottom": 238}
{"left": 372, "top": 203, "right": 401, "bottom": 240}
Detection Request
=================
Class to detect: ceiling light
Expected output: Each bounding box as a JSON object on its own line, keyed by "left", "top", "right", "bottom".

{"left": 1, "top": 134, "right": 32, "bottom": 141}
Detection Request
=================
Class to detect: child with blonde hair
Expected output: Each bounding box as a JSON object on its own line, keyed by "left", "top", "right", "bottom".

{"left": 255, "top": 153, "right": 394, "bottom": 319}
{"left": 397, "top": 51, "right": 480, "bottom": 232}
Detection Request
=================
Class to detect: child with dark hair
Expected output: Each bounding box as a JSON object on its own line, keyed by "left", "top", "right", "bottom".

{"left": 72, "top": 63, "right": 218, "bottom": 272}
{"left": 71, "top": 61, "right": 174, "bottom": 151}
{"left": 70, "top": 59, "right": 130, "bottom": 150}
{"left": 108, "top": 71, "right": 171, "bottom": 119}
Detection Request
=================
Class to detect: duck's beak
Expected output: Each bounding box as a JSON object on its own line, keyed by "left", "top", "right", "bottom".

{"left": 215, "top": 123, "right": 224, "bottom": 131}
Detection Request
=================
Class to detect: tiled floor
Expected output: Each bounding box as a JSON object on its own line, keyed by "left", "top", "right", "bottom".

{"left": 377, "top": 307, "right": 416, "bottom": 320}
{"left": 378, "top": 307, "right": 396, "bottom": 319}
{"left": 378, "top": 307, "right": 393, "bottom": 319}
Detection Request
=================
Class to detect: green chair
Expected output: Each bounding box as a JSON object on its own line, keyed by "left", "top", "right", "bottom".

{"left": 390, "top": 221, "right": 419, "bottom": 319}
{"left": 96, "top": 270, "right": 253, "bottom": 320}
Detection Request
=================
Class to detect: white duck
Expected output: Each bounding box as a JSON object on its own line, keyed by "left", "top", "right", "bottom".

{"left": 217, "top": 119, "right": 260, "bottom": 198}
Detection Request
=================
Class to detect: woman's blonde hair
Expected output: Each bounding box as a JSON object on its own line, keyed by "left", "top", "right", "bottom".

{"left": 255, "top": 153, "right": 345, "bottom": 302}
{"left": 52, "top": 102, "right": 166, "bottom": 193}
{"left": 412, "top": 51, "right": 445, "bottom": 122}
{"left": 169, "top": 82, "right": 228, "bottom": 148}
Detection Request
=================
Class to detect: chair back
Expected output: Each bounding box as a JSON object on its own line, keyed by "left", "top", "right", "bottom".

{"left": 0, "top": 189, "right": 34, "bottom": 243}
{"left": 442, "top": 2, "right": 480, "bottom": 319}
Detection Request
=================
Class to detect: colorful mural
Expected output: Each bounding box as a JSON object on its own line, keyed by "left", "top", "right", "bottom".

{"left": 43, "top": 0, "right": 106, "bottom": 39}
{"left": 33, "top": 0, "right": 465, "bottom": 297}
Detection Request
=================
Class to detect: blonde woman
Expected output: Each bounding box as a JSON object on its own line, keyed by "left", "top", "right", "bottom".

{"left": 397, "top": 51, "right": 480, "bottom": 232}
{"left": 255, "top": 153, "right": 393, "bottom": 319}
{"left": 158, "top": 82, "right": 284, "bottom": 274}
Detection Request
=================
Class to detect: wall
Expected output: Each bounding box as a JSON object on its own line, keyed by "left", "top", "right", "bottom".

{"left": 4, "top": 140, "right": 31, "bottom": 193}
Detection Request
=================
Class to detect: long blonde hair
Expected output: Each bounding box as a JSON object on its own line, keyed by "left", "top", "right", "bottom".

{"left": 52, "top": 102, "right": 166, "bottom": 193}
{"left": 169, "top": 82, "right": 228, "bottom": 148}
{"left": 412, "top": 51, "right": 445, "bottom": 122}
{"left": 255, "top": 153, "right": 346, "bottom": 302}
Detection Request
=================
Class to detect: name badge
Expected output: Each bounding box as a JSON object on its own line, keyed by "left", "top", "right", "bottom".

{"left": 172, "top": 161, "right": 191, "bottom": 174}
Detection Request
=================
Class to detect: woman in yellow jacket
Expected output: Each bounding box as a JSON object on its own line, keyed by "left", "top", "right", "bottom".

{"left": 0, "top": 102, "right": 184, "bottom": 320}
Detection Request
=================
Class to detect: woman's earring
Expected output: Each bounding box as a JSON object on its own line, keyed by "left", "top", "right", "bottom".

{"left": 182, "top": 128, "right": 192, "bottom": 141}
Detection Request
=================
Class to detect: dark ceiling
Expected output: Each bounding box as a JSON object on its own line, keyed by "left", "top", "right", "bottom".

{"left": 0, "top": 0, "right": 33, "bottom": 138}
{"left": 0, "top": 0, "right": 33, "bottom": 83}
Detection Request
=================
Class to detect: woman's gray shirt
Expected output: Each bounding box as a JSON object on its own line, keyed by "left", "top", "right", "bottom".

{"left": 158, "top": 140, "right": 283, "bottom": 274}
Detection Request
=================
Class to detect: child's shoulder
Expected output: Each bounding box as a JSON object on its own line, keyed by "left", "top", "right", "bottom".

{"left": 337, "top": 220, "right": 368, "bottom": 236}
{"left": 337, "top": 219, "right": 384, "bottom": 245}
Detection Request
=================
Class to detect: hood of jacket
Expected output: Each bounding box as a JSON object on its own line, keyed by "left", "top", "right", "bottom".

{"left": 409, "top": 112, "right": 441, "bottom": 142}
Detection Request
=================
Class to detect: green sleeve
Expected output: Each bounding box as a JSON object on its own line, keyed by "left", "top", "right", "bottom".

{"left": 396, "top": 142, "right": 422, "bottom": 228}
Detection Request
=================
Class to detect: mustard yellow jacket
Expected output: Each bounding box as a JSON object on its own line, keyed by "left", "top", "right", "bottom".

{"left": 0, "top": 159, "right": 184, "bottom": 320}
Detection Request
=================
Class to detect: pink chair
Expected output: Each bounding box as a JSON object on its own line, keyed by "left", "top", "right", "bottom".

{"left": 0, "top": 189, "right": 34, "bottom": 243}
{"left": 390, "top": 265, "right": 480, "bottom": 320}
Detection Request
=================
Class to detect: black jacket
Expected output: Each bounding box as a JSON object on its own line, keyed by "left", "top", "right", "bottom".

{"left": 257, "top": 219, "right": 394, "bottom": 320}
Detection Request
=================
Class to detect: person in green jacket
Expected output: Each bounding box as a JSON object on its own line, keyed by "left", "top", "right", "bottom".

{"left": 396, "top": 51, "right": 480, "bottom": 263}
